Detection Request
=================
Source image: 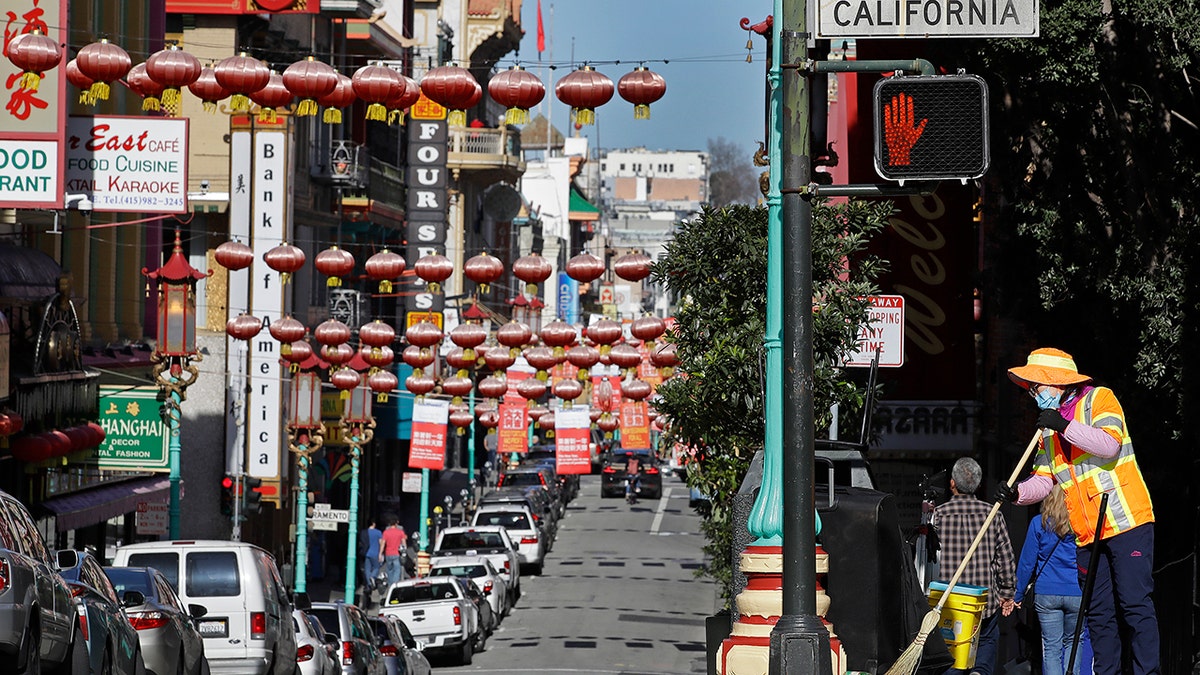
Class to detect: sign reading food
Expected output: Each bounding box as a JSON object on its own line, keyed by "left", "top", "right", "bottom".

{"left": 65, "top": 115, "right": 189, "bottom": 213}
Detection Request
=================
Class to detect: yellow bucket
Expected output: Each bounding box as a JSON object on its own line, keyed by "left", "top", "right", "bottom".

{"left": 927, "top": 581, "right": 989, "bottom": 670}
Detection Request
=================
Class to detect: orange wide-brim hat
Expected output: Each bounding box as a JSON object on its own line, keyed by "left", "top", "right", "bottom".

{"left": 1008, "top": 348, "right": 1092, "bottom": 389}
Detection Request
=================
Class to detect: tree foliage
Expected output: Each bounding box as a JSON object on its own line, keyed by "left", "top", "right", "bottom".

{"left": 651, "top": 201, "right": 891, "bottom": 600}
{"left": 707, "top": 137, "right": 762, "bottom": 206}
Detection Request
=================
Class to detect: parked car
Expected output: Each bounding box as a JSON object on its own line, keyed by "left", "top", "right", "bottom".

{"left": 307, "top": 601, "right": 385, "bottom": 675}
{"left": 520, "top": 453, "right": 581, "bottom": 503}
{"left": 496, "top": 466, "right": 564, "bottom": 516}
{"left": 470, "top": 504, "right": 547, "bottom": 575}
{"left": 378, "top": 577, "right": 480, "bottom": 666}
{"left": 57, "top": 549, "right": 145, "bottom": 675}
{"left": 0, "top": 489, "right": 88, "bottom": 674}
{"left": 601, "top": 449, "right": 664, "bottom": 499}
{"left": 104, "top": 565, "right": 210, "bottom": 675}
{"left": 478, "top": 487, "right": 558, "bottom": 545}
{"left": 431, "top": 526, "right": 521, "bottom": 604}
{"left": 292, "top": 607, "right": 338, "bottom": 675}
{"left": 427, "top": 555, "right": 509, "bottom": 620}
{"left": 111, "top": 540, "right": 297, "bottom": 675}
{"left": 368, "top": 614, "right": 432, "bottom": 675}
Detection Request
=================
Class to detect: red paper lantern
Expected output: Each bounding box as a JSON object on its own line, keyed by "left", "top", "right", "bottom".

{"left": 362, "top": 345, "right": 394, "bottom": 369}
{"left": 63, "top": 426, "right": 92, "bottom": 452}
{"left": 617, "top": 66, "right": 667, "bottom": 119}
{"left": 565, "top": 252, "right": 605, "bottom": 284}
{"left": 420, "top": 64, "right": 481, "bottom": 126}
{"left": 517, "top": 378, "right": 547, "bottom": 403}
{"left": 314, "top": 319, "right": 352, "bottom": 346}
{"left": 358, "top": 320, "right": 395, "bottom": 350}
{"left": 145, "top": 44, "right": 201, "bottom": 111}
{"left": 368, "top": 370, "right": 398, "bottom": 402}
{"left": 597, "top": 415, "right": 619, "bottom": 433}
{"left": 464, "top": 252, "right": 504, "bottom": 294}
{"left": 478, "top": 409, "right": 499, "bottom": 429}
{"left": 0, "top": 414, "right": 10, "bottom": 437}
{"left": 478, "top": 376, "right": 507, "bottom": 399}
{"left": 269, "top": 316, "right": 307, "bottom": 346}
{"left": 445, "top": 348, "right": 474, "bottom": 373}
{"left": 609, "top": 343, "right": 643, "bottom": 371}
{"left": 523, "top": 346, "right": 557, "bottom": 376}
{"left": 528, "top": 406, "right": 549, "bottom": 422}
{"left": 449, "top": 406, "right": 474, "bottom": 434}
{"left": 364, "top": 249, "right": 405, "bottom": 293}
{"left": 589, "top": 408, "right": 603, "bottom": 423}
{"left": 6, "top": 29, "right": 62, "bottom": 93}
{"left": 621, "top": 378, "right": 652, "bottom": 401}
{"left": 449, "top": 323, "right": 488, "bottom": 354}
{"left": 226, "top": 313, "right": 263, "bottom": 341}
{"left": 66, "top": 59, "right": 95, "bottom": 105}
{"left": 86, "top": 421, "right": 106, "bottom": 446}
{"left": 405, "top": 321, "right": 444, "bottom": 351}
{"left": 539, "top": 320, "right": 577, "bottom": 354}
{"left": 125, "top": 62, "right": 164, "bottom": 112}
{"left": 442, "top": 376, "right": 474, "bottom": 403}
{"left": 567, "top": 345, "right": 599, "bottom": 379}
{"left": 331, "top": 368, "right": 361, "bottom": 392}
{"left": 614, "top": 252, "right": 653, "bottom": 282}
{"left": 554, "top": 65, "right": 614, "bottom": 126}
{"left": 76, "top": 38, "right": 132, "bottom": 102}
{"left": 414, "top": 254, "right": 454, "bottom": 294}
{"left": 402, "top": 344, "right": 435, "bottom": 370}
{"left": 484, "top": 348, "right": 515, "bottom": 373}
{"left": 552, "top": 378, "right": 583, "bottom": 402}
{"left": 405, "top": 372, "right": 437, "bottom": 397}
{"left": 263, "top": 242, "right": 306, "bottom": 284}
{"left": 214, "top": 52, "right": 271, "bottom": 113}
{"left": 187, "top": 66, "right": 228, "bottom": 113}
{"left": 585, "top": 319, "right": 623, "bottom": 352}
{"left": 282, "top": 340, "right": 314, "bottom": 364}
{"left": 630, "top": 315, "right": 666, "bottom": 342}
{"left": 497, "top": 321, "right": 532, "bottom": 354}
{"left": 513, "top": 254, "right": 553, "bottom": 295}
{"left": 316, "top": 73, "right": 356, "bottom": 124}
{"left": 386, "top": 74, "right": 422, "bottom": 125}
{"left": 214, "top": 240, "right": 254, "bottom": 270}
{"left": 321, "top": 343, "right": 355, "bottom": 366}
{"left": 488, "top": 65, "right": 545, "bottom": 125}
{"left": 650, "top": 342, "right": 679, "bottom": 370}
{"left": 314, "top": 246, "right": 356, "bottom": 287}
{"left": 351, "top": 61, "right": 403, "bottom": 122}
{"left": 536, "top": 411, "right": 556, "bottom": 431}
{"left": 11, "top": 434, "right": 51, "bottom": 463}
{"left": 248, "top": 71, "right": 292, "bottom": 123}
{"left": 283, "top": 56, "right": 338, "bottom": 117}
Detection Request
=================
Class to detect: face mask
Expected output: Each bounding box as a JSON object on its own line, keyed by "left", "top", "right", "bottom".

{"left": 1035, "top": 389, "right": 1062, "bottom": 410}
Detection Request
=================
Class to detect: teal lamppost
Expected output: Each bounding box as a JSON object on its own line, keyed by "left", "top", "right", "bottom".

{"left": 340, "top": 383, "right": 375, "bottom": 601}
{"left": 143, "top": 230, "right": 210, "bottom": 540}
{"left": 285, "top": 368, "right": 325, "bottom": 594}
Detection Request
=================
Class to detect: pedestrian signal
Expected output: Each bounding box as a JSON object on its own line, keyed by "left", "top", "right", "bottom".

{"left": 872, "top": 74, "right": 989, "bottom": 182}
{"left": 243, "top": 476, "right": 263, "bottom": 515}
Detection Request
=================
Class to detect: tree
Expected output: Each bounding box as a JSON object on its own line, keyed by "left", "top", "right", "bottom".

{"left": 651, "top": 200, "right": 891, "bottom": 602}
{"left": 707, "top": 137, "right": 761, "bottom": 206}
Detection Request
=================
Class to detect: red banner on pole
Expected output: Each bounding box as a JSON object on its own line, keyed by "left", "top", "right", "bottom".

{"left": 497, "top": 403, "right": 529, "bottom": 454}
{"left": 409, "top": 399, "right": 449, "bottom": 470}
{"left": 620, "top": 401, "right": 651, "bottom": 450}
{"left": 554, "top": 407, "right": 591, "bottom": 474}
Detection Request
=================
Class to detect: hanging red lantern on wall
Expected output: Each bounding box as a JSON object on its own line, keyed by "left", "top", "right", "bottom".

{"left": 65, "top": 425, "right": 93, "bottom": 451}
{"left": 414, "top": 254, "right": 454, "bottom": 294}
{"left": 145, "top": 43, "right": 201, "bottom": 110}
{"left": 314, "top": 246, "right": 356, "bottom": 287}
{"left": 487, "top": 65, "right": 545, "bottom": 125}
{"left": 248, "top": 71, "right": 292, "bottom": 123}
{"left": 420, "top": 64, "right": 481, "bottom": 127}
{"left": 214, "top": 240, "right": 254, "bottom": 270}
{"left": 6, "top": 29, "right": 62, "bottom": 93}
{"left": 351, "top": 61, "right": 403, "bottom": 122}
{"left": 11, "top": 434, "right": 52, "bottom": 463}
{"left": 368, "top": 370, "right": 398, "bottom": 402}
{"left": 512, "top": 253, "right": 553, "bottom": 295}
{"left": 565, "top": 252, "right": 605, "bottom": 284}
{"left": 617, "top": 66, "right": 667, "bottom": 119}
{"left": 386, "top": 74, "right": 422, "bottom": 125}
{"left": 263, "top": 242, "right": 306, "bottom": 284}
{"left": 126, "top": 63, "right": 164, "bottom": 112}
{"left": 76, "top": 37, "right": 132, "bottom": 102}
{"left": 214, "top": 52, "right": 271, "bottom": 113}
{"left": 555, "top": 65, "right": 614, "bottom": 126}
{"left": 630, "top": 315, "right": 666, "bottom": 342}
{"left": 364, "top": 249, "right": 405, "bottom": 293}
{"left": 317, "top": 73, "right": 356, "bottom": 124}
{"left": 614, "top": 252, "right": 653, "bottom": 282}
{"left": 187, "top": 65, "right": 228, "bottom": 113}
{"left": 66, "top": 59, "right": 96, "bottom": 105}
{"left": 226, "top": 313, "right": 263, "bottom": 341}
{"left": 283, "top": 56, "right": 338, "bottom": 117}
{"left": 463, "top": 252, "right": 504, "bottom": 294}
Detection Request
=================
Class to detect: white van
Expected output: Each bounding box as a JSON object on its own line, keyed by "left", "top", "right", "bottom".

{"left": 111, "top": 540, "right": 297, "bottom": 675}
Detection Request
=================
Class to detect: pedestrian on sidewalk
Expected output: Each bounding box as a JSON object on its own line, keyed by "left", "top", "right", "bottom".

{"left": 381, "top": 517, "right": 408, "bottom": 586}
{"left": 359, "top": 518, "right": 383, "bottom": 592}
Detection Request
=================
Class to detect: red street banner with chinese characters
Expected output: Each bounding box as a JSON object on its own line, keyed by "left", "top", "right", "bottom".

{"left": 619, "top": 401, "right": 651, "bottom": 449}
{"left": 636, "top": 344, "right": 663, "bottom": 387}
{"left": 550, "top": 361, "right": 578, "bottom": 384}
{"left": 497, "top": 403, "right": 528, "bottom": 454}
{"left": 409, "top": 399, "right": 449, "bottom": 470}
{"left": 554, "top": 407, "right": 591, "bottom": 474}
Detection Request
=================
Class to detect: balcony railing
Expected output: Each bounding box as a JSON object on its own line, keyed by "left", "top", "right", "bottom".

{"left": 447, "top": 126, "right": 524, "bottom": 173}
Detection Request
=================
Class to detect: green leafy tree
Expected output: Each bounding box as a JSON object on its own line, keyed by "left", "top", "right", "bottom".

{"left": 652, "top": 201, "right": 891, "bottom": 601}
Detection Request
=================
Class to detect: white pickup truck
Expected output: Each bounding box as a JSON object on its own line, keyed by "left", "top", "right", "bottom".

{"left": 379, "top": 576, "right": 481, "bottom": 666}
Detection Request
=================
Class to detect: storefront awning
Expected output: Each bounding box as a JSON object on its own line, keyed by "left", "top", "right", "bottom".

{"left": 37, "top": 476, "right": 172, "bottom": 532}
{"left": 569, "top": 186, "right": 600, "bottom": 221}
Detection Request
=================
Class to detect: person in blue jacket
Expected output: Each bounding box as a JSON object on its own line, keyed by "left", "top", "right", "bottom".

{"left": 1008, "top": 484, "right": 1092, "bottom": 675}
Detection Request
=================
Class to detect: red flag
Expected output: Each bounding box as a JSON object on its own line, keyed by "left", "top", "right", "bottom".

{"left": 536, "top": 0, "right": 546, "bottom": 53}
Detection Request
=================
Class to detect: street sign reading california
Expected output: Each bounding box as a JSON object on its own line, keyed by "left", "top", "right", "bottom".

{"left": 814, "top": 0, "right": 1039, "bottom": 38}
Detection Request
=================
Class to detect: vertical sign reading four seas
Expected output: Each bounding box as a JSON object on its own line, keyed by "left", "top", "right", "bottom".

{"left": 246, "top": 123, "right": 288, "bottom": 478}
{"left": 409, "top": 399, "right": 449, "bottom": 470}
{"left": 405, "top": 94, "right": 448, "bottom": 327}
{"left": 554, "top": 407, "right": 591, "bottom": 475}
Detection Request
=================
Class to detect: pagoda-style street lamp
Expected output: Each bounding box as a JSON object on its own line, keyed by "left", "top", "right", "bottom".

{"left": 340, "top": 383, "right": 375, "bottom": 601}
{"left": 285, "top": 367, "right": 325, "bottom": 594}
{"left": 142, "top": 230, "right": 210, "bottom": 539}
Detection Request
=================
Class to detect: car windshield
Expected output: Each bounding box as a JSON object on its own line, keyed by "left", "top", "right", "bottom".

{"left": 125, "top": 552, "right": 179, "bottom": 589}
{"left": 386, "top": 582, "right": 460, "bottom": 604}
{"left": 439, "top": 531, "right": 504, "bottom": 549}
{"left": 499, "top": 472, "right": 542, "bottom": 487}
{"left": 307, "top": 608, "right": 340, "bottom": 636}
{"left": 104, "top": 567, "right": 155, "bottom": 599}
{"left": 475, "top": 511, "right": 532, "bottom": 529}
{"left": 429, "top": 564, "right": 487, "bottom": 579}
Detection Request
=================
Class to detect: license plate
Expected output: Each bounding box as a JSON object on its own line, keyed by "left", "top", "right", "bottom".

{"left": 197, "top": 618, "right": 228, "bottom": 638}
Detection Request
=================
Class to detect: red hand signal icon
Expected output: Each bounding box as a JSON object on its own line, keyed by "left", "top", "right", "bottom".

{"left": 882, "top": 92, "right": 927, "bottom": 167}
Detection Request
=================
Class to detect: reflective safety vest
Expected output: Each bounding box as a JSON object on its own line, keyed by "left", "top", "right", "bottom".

{"left": 1033, "top": 386, "right": 1154, "bottom": 546}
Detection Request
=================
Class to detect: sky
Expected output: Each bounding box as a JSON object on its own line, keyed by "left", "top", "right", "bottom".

{"left": 500, "top": 0, "right": 771, "bottom": 159}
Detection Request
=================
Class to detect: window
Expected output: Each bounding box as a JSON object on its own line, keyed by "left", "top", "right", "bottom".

{"left": 126, "top": 553, "right": 179, "bottom": 590}
{"left": 105, "top": 568, "right": 154, "bottom": 599}
{"left": 620, "top": 163, "right": 626, "bottom": 171}
{"left": 185, "top": 551, "right": 241, "bottom": 597}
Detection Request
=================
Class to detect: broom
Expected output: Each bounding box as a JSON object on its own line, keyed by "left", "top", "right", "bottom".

{"left": 885, "top": 429, "right": 1042, "bottom": 675}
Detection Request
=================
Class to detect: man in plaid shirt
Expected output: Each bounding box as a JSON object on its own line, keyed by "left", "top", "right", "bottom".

{"left": 932, "top": 457, "right": 1017, "bottom": 675}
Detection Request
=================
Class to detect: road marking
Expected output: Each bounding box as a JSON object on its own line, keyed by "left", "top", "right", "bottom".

{"left": 649, "top": 488, "right": 672, "bottom": 535}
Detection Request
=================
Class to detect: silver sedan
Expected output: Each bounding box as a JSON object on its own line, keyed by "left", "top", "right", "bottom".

{"left": 104, "top": 566, "right": 209, "bottom": 675}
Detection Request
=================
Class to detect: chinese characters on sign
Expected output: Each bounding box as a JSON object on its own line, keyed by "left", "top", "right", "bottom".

{"left": 554, "top": 407, "right": 591, "bottom": 475}
{"left": 497, "top": 403, "right": 529, "bottom": 455}
{"left": 96, "top": 386, "right": 169, "bottom": 471}
{"left": 619, "top": 401, "right": 651, "bottom": 450}
{"left": 409, "top": 399, "right": 449, "bottom": 470}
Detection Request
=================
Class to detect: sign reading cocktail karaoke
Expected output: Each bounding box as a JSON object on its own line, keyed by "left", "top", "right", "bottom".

{"left": 65, "top": 116, "right": 189, "bottom": 213}
{"left": 97, "top": 386, "right": 169, "bottom": 471}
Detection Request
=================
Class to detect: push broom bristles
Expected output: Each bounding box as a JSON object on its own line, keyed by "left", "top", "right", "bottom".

{"left": 885, "top": 609, "right": 941, "bottom": 674}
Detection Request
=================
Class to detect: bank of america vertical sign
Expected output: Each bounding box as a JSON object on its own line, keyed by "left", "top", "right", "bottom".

{"left": 405, "top": 94, "right": 448, "bottom": 326}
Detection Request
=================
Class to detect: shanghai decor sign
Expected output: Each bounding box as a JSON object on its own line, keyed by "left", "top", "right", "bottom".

{"left": 97, "top": 385, "right": 169, "bottom": 471}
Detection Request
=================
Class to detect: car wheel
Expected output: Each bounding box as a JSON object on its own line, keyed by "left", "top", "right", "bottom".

{"left": 17, "top": 625, "right": 38, "bottom": 675}
{"left": 459, "top": 640, "right": 473, "bottom": 666}
{"left": 530, "top": 561, "right": 543, "bottom": 576}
